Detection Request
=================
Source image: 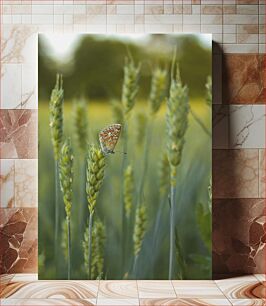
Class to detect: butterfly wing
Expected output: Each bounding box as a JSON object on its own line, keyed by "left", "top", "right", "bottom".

{"left": 99, "top": 124, "right": 121, "bottom": 154}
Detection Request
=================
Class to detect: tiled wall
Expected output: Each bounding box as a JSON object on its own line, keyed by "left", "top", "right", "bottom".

{"left": 0, "top": 0, "right": 265, "bottom": 277}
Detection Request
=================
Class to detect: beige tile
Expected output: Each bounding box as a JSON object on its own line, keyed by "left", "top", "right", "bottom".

{"left": 138, "top": 281, "right": 176, "bottom": 299}
{"left": 229, "top": 300, "right": 265, "bottom": 306}
{"left": 172, "top": 281, "right": 224, "bottom": 298}
{"left": 2, "top": 281, "right": 99, "bottom": 299}
{"left": 237, "top": 4, "right": 259, "bottom": 14}
{"left": 223, "top": 5, "right": 237, "bottom": 14}
{"left": 140, "top": 299, "right": 232, "bottom": 306}
{"left": 0, "top": 159, "right": 15, "bottom": 208}
{"left": 97, "top": 299, "right": 139, "bottom": 305}
{"left": 201, "top": 5, "right": 223, "bottom": 14}
{"left": 1, "top": 299, "right": 96, "bottom": 305}
{"left": 259, "top": 150, "right": 265, "bottom": 198}
{"left": 215, "top": 276, "right": 264, "bottom": 299}
{"left": 237, "top": 25, "right": 259, "bottom": 34}
{"left": 222, "top": 44, "right": 258, "bottom": 53}
{"left": 237, "top": 33, "right": 258, "bottom": 43}
{"left": 254, "top": 274, "right": 266, "bottom": 283}
{"left": 98, "top": 281, "right": 138, "bottom": 299}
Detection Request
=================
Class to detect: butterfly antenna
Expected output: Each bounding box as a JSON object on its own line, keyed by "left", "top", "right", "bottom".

{"left": 115, "top": 150, "right": 127, "bottom": 155}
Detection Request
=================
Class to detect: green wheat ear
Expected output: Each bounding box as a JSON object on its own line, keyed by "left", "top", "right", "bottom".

{"left": 166, "top": 62, "right": 189, "bottom": 183}
{"left": 133, "top": 204, "right": 147, "bottom": 257}
{"left": 135, "top": 112, "right": 147, "bottom": 147}
{"left": 61, "top": 219, "right": 68, "bottom": 260}
{"left": 86, "top": 145, "right": 106, "bottom": 215}
{"left": 50, "top": 74, "right": 64, "bottom": 160}
{"left": 149, "top": 67, "right": 168, "bottom": 114}
{"left": 73, "top": 100, "right": 88, "bottom": 152}
{"left": 159, "top": 152, "right": 170, "bottom": 197}
{"left": 124, "top": 165, "right": 134, "bottom": 219}
{"left": 83, "top": 219, "right": 106, "bottom": 280}
{"left": 122, "top": 57, "right": 141, "bottom": 116}
{"left": 59, "top": 139, "right": 74, "bottom": 218}
{"left": 91, "top": 220, "right": 106, "bottom": 279}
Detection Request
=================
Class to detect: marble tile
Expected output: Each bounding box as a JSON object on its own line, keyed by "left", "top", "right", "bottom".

{"left": 229, "top": 300, "right": 266, "bottom": 306}
{"left": 0, "top": 110, "right": 38, "bottom": 159}
{"left": 223, "top": 55, "right": 264, "bottom": 104}
{"left": 0, "top": 274, "right": 14, "bottom": 296}
{"left": 0, "top": 160, "right": 15, "bottom": 208}
{"left": 1, "top": 281, "right": 99, "bottom": 299}
{"left": 11, "top": 274, "right": 38, "bottom": 282}
{"left": 1, "top": 25, "right": 37, "bottom": 64}
{"left": 98, "top": 281, "right": 138, "bottom": 299}
{"left": 21, "top": 63, "right": 37, "bottom": 109}
{"left": 213, "top": 149, "right": 259, "bottom": 198}
{"left": 254, "top": 274, "right": 266, "bottom": 283}
{"left": 229, "top": 299, "right": 266, "bottom": 306}
{"left": 216, "top": 279, "right": 265, "bottom": 299}
{"left": 138, "top": 281, "right": 176, "bottom": 298}
{"left": 229, "top": 105, "right": 265, "bottom": 149}
{"left": 0, "top": 299, "right": 96, "bottom": 305}
{"left": 1, "top": 64, "right": 22, "bottom": 109}
{"left": 0, "top": 208, "right": 38, "bottom": 274}
{"left": 139, "top": 298, "right": 232, "bottom": 305}
{"left": 213, "top": 199, "right": 266, "bottom": 275}
{"left": 97, "top": 299, "right": 139, "bottom": 305}
{"left": 172, "top": 280, "right": 224, "bottom": 298}
{"left": 213, "top": 105, "right": 229, "bottom": 149}
{"left": 259, "top": 150, "right": 265, "bottom": 198}
{"left": 15, "top": 159, "right": 37, "bottom": 207}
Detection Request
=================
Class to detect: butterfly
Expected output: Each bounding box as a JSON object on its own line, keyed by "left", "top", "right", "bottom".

{"left": 99, "top": 124, "right": 122, "bottom": 155}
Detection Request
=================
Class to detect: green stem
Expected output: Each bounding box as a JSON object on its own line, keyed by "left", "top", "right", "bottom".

{"left": 137, "top": 119, "right": 153, "bottom": 205}
{"left": 169, "top": 184, "right": 176, "bottom": 280}
{"left": 67, "top": 217, "right": 71, "bottom": 280}
{"left": 132, "top": 254, "right": 138, "bottom": 279}
{"left": 151, "top": 196, "right": 166, "bottom": 277}
{"left": 78, "top": 156, "right": 86, "bottom": 235}
{"left": 88, "top": 212, "right": 93, "bottom": 279}
{"left": 54, "top": 159, "right": 60, "bottom": 272}
{"left": 190, "top": 109, "right": 211, "bottom": 137}
{"left": 120, "top": 122, "right": 128, "bottom": 275}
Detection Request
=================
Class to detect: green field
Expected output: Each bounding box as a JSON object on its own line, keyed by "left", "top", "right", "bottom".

{"left": 38, "top": 98, "right": 211, "bottom": 280}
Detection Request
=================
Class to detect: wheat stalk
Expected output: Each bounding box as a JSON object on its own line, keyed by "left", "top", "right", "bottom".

{"left": 50, "top": 74, "right": 64, "bottom": 160}
{"left": 124, "top": 165, "right": 134, "bottom": 219}
{"left": 73, "top": 100, "right": 88, "bottom": 152}
{"left": 120, "top": 56, "right": 141, "bottom": 275}
{"left": 73, "top": 99, "right": 89, "bottom": 236}
{"left": 149, "top": 67, "right": 168, "bottom": 115}
{"left": 59, "top": 139, "right": 74, "bottom": 279}
{"left": 135, "top": 112, "right": 147, "bottom": 148}
{"left": 49, "top": 73, "right": 64, "bottom": 271}
{"left": 137, "top": 66, "right": 168, "bottom": 208}
{"left": 83, "top": 219, "right": 106, "bottom": 280}
{"left": 133, "top": 204, "right": 147, "bottom": 277}
{"left": 122, "top": 57, "right": 141, "bottom": 116}
{"left": 86, "top": 145, "right": 106, "bottom": 279}
{"left": 166, "top": 55, "right": 189, "bottom": 280}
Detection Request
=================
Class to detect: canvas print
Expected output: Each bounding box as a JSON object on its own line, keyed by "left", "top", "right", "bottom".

{"left": 38, "top": 33, "right": 212, "bottom": 280}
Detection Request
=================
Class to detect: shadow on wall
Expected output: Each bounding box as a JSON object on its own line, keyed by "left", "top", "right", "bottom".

{"left": 212, "top": 42, "right": 266, "bottom": 279}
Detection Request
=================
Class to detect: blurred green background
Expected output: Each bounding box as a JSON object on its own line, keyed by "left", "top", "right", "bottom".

{"left": 38, "top": 34, "right": 212, "bottom": 280}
